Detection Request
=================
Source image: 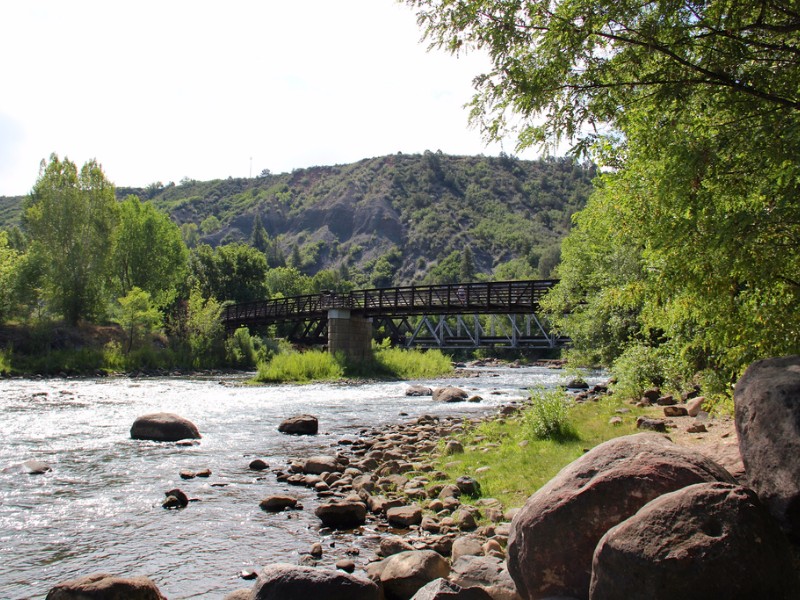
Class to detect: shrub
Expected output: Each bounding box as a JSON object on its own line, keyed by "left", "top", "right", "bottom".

{"left": 523, "top": 387, "right": 577, "bottom": 441}
{"left": 224, "top": 326, "right": 259, "bottom": 368}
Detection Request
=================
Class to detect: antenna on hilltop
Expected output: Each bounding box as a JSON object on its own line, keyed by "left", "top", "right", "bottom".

{"left": 249, "top": 157, "right": 252, "bottom": 178}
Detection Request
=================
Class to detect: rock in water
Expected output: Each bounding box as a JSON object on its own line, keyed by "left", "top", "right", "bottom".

{"left": 278, "top": 414, "right": 319, "bottom": 435}
{"left": 45, "top": 573, "right": 167, "bottom": 599}
{"left": 590, "top": 482, "right": 800, "bottom": 599}
{"left": 432, "top": 387, "right": 469, "bottom": 403}
{"left": 506, "top": 433, "right": 736, "bottom": 600}
{"left": 734, "top": 355, "right": 800, "bottom": 540}
{"left": 130, "top": 413, "right": 201, "bottom": 442}
{"left": 251, "top": 563, "right": 379, "bottom": 600}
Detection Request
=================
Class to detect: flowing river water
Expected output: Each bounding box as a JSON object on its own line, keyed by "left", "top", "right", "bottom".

{"left": 0, "top": 366, "right": 591, "bottom": 599}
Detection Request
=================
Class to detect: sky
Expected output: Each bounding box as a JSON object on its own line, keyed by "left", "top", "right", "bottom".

{"left": 0, "top": 0, "right": 543, "bottom": 197}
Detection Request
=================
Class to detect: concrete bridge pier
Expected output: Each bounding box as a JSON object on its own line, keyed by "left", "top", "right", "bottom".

{"left": 328, "top": 309, "right": 373, "bottom": 362}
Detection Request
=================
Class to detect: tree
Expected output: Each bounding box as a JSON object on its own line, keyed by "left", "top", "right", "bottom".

{"left": 264, "top": 266, "right": 310, "bottom": 298}
{"left": 189, "top": 242, "right": 268, "bottom": 303}
{"left": 0, "top": 231, "right": 20, "bottom": 322}
{"left": 250, "top": 212, "right": 270, "bottom": 253}
{"left": 114, "top": 287, "right": 162, "bottom": 353}
{"left": 407, "top": 0, "right": 800, "bottom": 391}
{"left": 459, "top": 246, "right": 476, "bottom": 282}
{"left": 23, "top": 154, "right": 119, "bottom": 324}
{"left": 112, "top": 195, "right": 188, "bottom": 308}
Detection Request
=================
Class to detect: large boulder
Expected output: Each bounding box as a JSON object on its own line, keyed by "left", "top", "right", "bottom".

{"left": 315, "top": 499, "right": 367, "bottom": 529}
{"left": 130, "top": 413, "right": 200, "bottom": 442}
{"left": 46, "top": 573, "right": 166, "bottom": 600}
{"left": 432, "top": 387, "right": 469, "bottom": 403}
{"left": 411, "top": 578, "right": 493, "bottom": 600}
{"left": 278, "top": 414, "right": 319, "bottom": 435}
{"left": 507, "top": 433, "right": 736, "bottom": 600}
{"left": 251, "top": 563, "right": 379, "bottom": 600}
{"left": 590, "top": 482, "right": 800, "bottom": 599}
{"left": 734, "top": 355, "right": 800, "bottom": 540}
{"left": 367, "top": 550, "right": 450, "bottom": 600}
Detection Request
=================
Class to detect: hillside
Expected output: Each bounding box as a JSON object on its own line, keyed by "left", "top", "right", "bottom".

{"left": 2, "top": 152, "right": 596, "bottom": 285}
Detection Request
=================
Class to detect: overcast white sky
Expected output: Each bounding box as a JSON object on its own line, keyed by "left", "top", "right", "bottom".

{"left": 0, "top": 0, "right": 544, "bottom": 197}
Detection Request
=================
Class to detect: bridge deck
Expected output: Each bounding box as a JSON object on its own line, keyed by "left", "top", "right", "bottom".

{"left": 222, "top": 279, "right": 558, "bottom": 329}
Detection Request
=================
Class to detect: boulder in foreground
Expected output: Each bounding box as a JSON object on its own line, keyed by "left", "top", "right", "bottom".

{"left": 130, "top": 413, "right": 200, "bottom": 442}
{"left": 507, "top": 432, "right": 736, "bottom": 600}
{"left": 251, "top": 563, "right": 379, "bottom": 600}
{"left": 46, "top": 573, "right": 166, "bottom": 600}
{"left": 590, "top": 482, "right": 800, "bottom": 599}
{"left": 734, "top": 354, "right": 800, "bottom": 540}
{"left": 278, "top": 414, "right": 319, "bottom": 435}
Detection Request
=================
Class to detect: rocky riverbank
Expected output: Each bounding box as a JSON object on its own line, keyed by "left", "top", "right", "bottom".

{"left": 46, "top": 357, "right": 800, "bottom": 599}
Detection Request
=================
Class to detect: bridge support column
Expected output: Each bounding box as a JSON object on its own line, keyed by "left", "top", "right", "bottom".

{"left": 328, "top": 309, "right": 372, "bottom": 362}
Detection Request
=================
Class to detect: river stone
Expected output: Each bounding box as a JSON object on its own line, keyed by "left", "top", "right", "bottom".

{"left": 432, "top": 387, "right": 469, "bottom": 403}
{"left": 451, "top": 534, "right": 486, "bottom": 562}
{"left": 379, "top": 536, "right": 416, "bottom": 557}
{"left": 506, "top": 433, "right": 737, "bottom": 600}
{"left": 259, "top": 495, "right": 298, "bottom": 512}
{"left": 590, "top": 482, "right": 800, "bottom": 599}
{"left": 251, "top": 563, "right": 379, "bottom": 600}
{"left": 734, "top": 355, "right": 800, "bottom": 540}
{"left": 249, "top": 458, "right": 269, "bottom": 471}
{"left": 366, "top": 550, "right": 450, "bottom": 600}
{"left": 407, "top": 385, "right": 433, "bottom": 396}
{"left": 303, "top": 455, "right": 342, "bottom": 474}
{"left": 449, "top": 555, "right": 520, "bottom": 600}
{"left": 130, "top": 412, "right": 201, "bottom": 442}
{"left": 387, "top": 504, "right": 423, "bottom": 527}
{"left": 410, "top": 578, "right": 493, "bottom": 600}
{"left": 223, "top": 590, "right": 252, "bottom": 600}
{"left": 45, "top": 573, "right": 167, "bottom": 600}
{"left": 278, "top": 414, "right": 319, "bottom": 435}
{"left": 22, "top": 459, "right": 52, "bottom": 474}
{"left": 315, "top": 499, "right": 367, "bottom": 529}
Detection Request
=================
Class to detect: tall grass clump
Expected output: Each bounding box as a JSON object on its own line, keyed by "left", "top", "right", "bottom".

{"left": 374, "top": 345, "right": 453, "bottom": 379}
{"left": 256, "top": 349, "right": 344, "bottom": 383}
{"left": 0, "top": 347, "right": 11, "bottom": 376}
{"left": 522, "top": 387, "right": 578, "bottom": 441}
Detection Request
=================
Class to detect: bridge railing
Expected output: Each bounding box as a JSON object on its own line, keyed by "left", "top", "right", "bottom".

{"left": 223, "top": 279, "right": 559, "bottom": 325}
{"left": 348, "top": 279, "right": 558, "bottom": 315}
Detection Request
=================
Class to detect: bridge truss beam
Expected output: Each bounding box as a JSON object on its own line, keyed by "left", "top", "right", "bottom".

{"left": 373, "top": 313, "right": 561, "bottom": 350}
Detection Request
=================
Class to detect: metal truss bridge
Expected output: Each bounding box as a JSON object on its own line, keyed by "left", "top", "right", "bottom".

{"left": 222, "top": 279, "right": 567, "bottom": 350}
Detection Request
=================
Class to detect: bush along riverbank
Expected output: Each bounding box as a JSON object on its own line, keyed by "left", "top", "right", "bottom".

{"left": 48, "top": 360, "right": 800, "bottom": 599}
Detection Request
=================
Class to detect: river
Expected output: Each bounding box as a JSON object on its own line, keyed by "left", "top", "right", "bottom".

{"left": 0, "top": 366, "right": 587, "bottom": 599}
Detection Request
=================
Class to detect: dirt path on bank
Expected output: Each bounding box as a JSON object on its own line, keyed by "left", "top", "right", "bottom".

{"left": 653, "top": 409, "right": 745, "bottom": 482}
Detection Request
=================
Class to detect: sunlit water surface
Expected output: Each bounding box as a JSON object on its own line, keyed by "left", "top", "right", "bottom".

{"left": 0, "top": 367, "right": 595, "bottom": 599}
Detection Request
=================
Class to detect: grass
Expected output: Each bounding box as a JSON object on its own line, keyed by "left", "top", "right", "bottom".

{"left": 434, "top": 393, "right": 650, "bottom": 510}
{"left": 373, "top": 346, "right": 453, "bottom": 379}
{"left": 256, "top": 350, "right": 345, "bottom": 383}
{"left": 254, "top": 346, "right": 454, "bottom": 383}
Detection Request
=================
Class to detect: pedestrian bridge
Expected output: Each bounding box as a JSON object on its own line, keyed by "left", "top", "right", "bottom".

{"left": 222, "top": 279, "right": 567, "bottom": 358}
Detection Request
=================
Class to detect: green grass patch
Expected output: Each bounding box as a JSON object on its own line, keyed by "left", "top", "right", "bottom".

{"left": 373, "top": 346, "right": 453, "bottom": 379}
{"left": 435, "top": 393, "right": 649, "bottom": 510}
{"left": 254, "top": 346, "right": 454, "bottom": 383}
{"left": 0, "top": 347, "right": 11, "bottom": 376}
{"left": 256, "top": 350, "right": 345, "bottom": 383}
